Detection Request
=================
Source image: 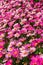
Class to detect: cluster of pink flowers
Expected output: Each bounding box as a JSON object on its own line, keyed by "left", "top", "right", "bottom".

{"left": 30, "top": 54, "right": 43, "bottom": 65}
{"left": 0, "top": 0, "right": 43, "bottom": 65}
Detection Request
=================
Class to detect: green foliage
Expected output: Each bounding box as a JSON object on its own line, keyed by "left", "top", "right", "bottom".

{"left": 34, "top": 0, "right": 39, "bottom": 2}
{"left": 0, "top": 58, "right": 4, "bottom": 64}
{"left": 36, "top": 34, "right": 41, "bottom": 38}
{"left": 34, "top": 47, "right": 39, "bottom": 54}
{"left": 0, "top": 58, "right": 3, "bottom": 63}
{"left": 34, "top": 47, "right": 43, "bottom": 54}
{"left": 4, "top": 42, "right": 9, "bottom": 49}
{"left": 12, "top": 57, "right": 16, "bottom": 65}
{"left": 12, "top": 57, "right": 29, "bottom": 65}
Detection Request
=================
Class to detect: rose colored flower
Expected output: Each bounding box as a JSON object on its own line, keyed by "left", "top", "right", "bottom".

{"left": 16, "top": 41, "right": 22, "bottom": 47}
{"left": 19, "top": 37, "right": 26, "bottom": 42}
{"left": 4, "top": 12, "right": 12, "bottom": 20}
{"left": 36, "top": 12, "right": 42, "bottom": 18}
{"left": 13, "top": 23, "right": 20, "bottom": 29}
{"left": 20, "top": 50, "right": 29, "bottom": 58}
{"left": 0, "top": 52, "right": 3, "bottom": 58}
{"left": 14, "top": 32, "right": 20, "bottom": 38}
{"left": 0, "top": 40, "right": 5, "bottom": 46}
{"left": 8, "top": 21, "right": 15, "bottom": 27}
{"left": 20, "top": 19, "right": 27, "bottom": 25}
{"left": 0, "top": 32, "right": 5, "bottom": 39}
{"left": 24, "top": 44, "right": 31, "bottom": 49}
{"left": 5, "top": 52, "right": 11, "bottom": 58}
{"left": 19, "top": 45, "right": 30, "bottom": 58}
{"left": 31, "top": 40, "right": 38, "bottom": 47}
{"left": 0, "top": 40, "right": 5, "bottom": 51}
{"left": 21, "top": 28, "right": 27, "bottom": 34}
{"left": 0, "top": 46, "right": 4, "bottom": 51}
{"left": 31, "top": 38, "right": 42, "bottom": 47}
{"left": 10, "top": 40, "right": 16, "bottom": 46}
{"left": 11, "top": 48, "right": 19, "bottom": 58}
{"left": 30, "top": 55, "right": 43, "bottom": 65}
{"left": 7, "top": 46, "right": 14, "bottom": 52}
{"left": 6, "top": 59, "right": 12, "bottom": 65}
{"left": 30, "top": 60, "right": 40, "bottom": 65}
{"left": 7, "top": 30, "right": 14, "bottom": 38}
{"left": 29, "top": 47, "right": 36, "bottom": 53}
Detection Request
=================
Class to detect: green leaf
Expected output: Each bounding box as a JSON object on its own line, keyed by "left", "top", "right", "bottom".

{"left": 34, "top": 47, "right": 43, "bottom": 54}
{"left": 0, "top": 58, "right": 3, "bottom": 63}
{"left": 30, "top": 22, "right": 35, "bottom": 26}
{"left": 34, "top": 47, "right": 39, "bottom": 54}
{"left": 34, "top": 50, "right": 39, "bottom": 54}
{"left": 36, "top": 34, "right": 40, "bottom": 38}
{"left": 12, "top": 57, "right": 16, "bottom": 65}
{"left": 34, "top": 0, "right": 39, "bottom": 2}
{"left": 39, "top": 48, "right": 43, "bottom": 53}
{"left": 4, "top": 43, "right": 9, "bottom": 48}
{"left": 22, "top": 57, "right": 29, "bottom": 63}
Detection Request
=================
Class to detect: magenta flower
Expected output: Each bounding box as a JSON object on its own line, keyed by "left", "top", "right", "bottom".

{"left": 6, "top": 59, "right": 12, "bottom": 65}
{"left": 0, "top": 52, "right": 3, "bottom": 58}
{"left": 30, "top": 55, "right": 41, "bottom": 65}
{"left": 11, "top": 48, "right": 19, "bottom": 58}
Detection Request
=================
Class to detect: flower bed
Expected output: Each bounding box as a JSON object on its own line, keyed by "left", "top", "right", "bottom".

{"left": 0, "top": 0, "right": 43, "bottom": 65}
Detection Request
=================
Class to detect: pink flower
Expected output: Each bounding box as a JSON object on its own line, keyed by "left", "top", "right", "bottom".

{"left": 7, "top": 31, "right": 14, "bottom": 38}
{"left": 19, "top": 45, "right": 29, "bottom": 58}
{"left": 0, "top": 40, "right": 5, "bottom": 51}
{"left": 20, "top": 19, "right": 27, "bottom": 25}
{"left": 6, "top": 59, "right": 12, "bottom": 65}
{"left": 20, "top": 50, "right": 29, "bottom": 58}
{"left": 14, "top": 32, "right": 20, "bottom": 38}
{"left": 11, "top": 48, "right": 19, "bottom": 58}
{"left": 31, "top": 38, "right": 42, "bottom": 47}
{"left": 30, "top": 60, "right": 40, "bottom": 65}
{"left": 30, "top": 55, "right": 41, "bottom": 65}
{"left": 0, "top": 52, "right": 3, "bottom": 58}
{"left": 8, "top": 21, "right": 15, "bottom": 27}
{"left": 24, "top": 44, "right": 31, "bottom": 49}
{"left": 21, "top": 28, "right": 27, "bottom": 34}
{"left": 29, "top": 47, "right": 36, "bottom": 53}
{"left": 4, "top": 12, "right": 12, "bottom": 20}
{"left": 19, "top": 37, "right": 26, "bottom": 42}
{"left": 0, "top": 32, "right": 5, "bottom": 39}
{"left": 5, "top": 52, "right": 11, "bottom": 58}
{"left": 16, "top": 41, "right": 22, "bottom": 47}
{"left": 0, "top": 46, "right": 4, "bottom": 51}
{"left": 0, "top": 40, "right": 5, "bottom": 46}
